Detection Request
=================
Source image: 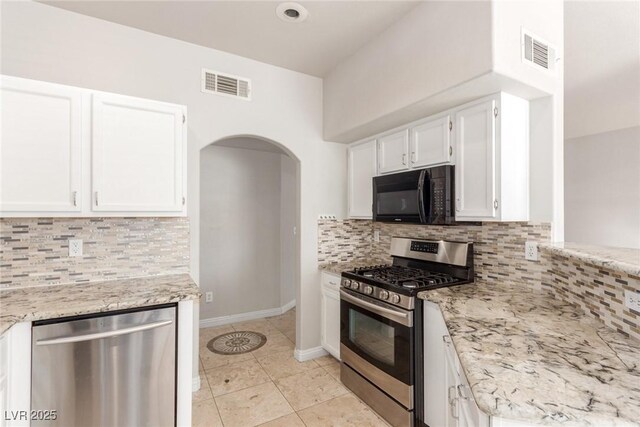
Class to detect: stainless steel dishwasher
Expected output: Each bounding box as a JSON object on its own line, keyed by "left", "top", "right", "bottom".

{"left": 31, "top": 304, "right": 176, "bottom": 427}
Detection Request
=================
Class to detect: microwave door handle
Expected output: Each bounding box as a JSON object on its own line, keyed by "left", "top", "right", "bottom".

{"left": 417, "top": 169, "right": 427, "bottom": 223}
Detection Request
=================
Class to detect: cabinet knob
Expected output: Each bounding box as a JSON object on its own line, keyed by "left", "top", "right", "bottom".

{"left": 402, "top": 153, "right": 407, "bottom": 166}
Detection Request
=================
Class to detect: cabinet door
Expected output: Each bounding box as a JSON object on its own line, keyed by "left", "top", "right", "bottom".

{"left": 92, "top": 93, "right": 185, "bottom": 212}
{"left": 348, "top": 140, "right": 376, "bottom": 218}
{"left": 454, "top": 100, "right": 496, "bottom": 220}
{"left": 0, "top": 77, "right": 82, "bottom": 213}
{"left": 411, "top": 115, "right": 452, "bottom": 168}
{"left": 320, "top": 287, "right": 341, "bottom": 360}
{"left": 424, "top": 302, "right": 450, "bottom": 427}
{"left": 378, "top": 130, "right": 409, "bottom": 174}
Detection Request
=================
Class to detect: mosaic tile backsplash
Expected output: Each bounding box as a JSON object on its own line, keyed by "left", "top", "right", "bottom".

{"left": 318, "top": 219, "right": 639, "bottom": 340}
{"left": 0, "top": 217, "right": 189, "bottom": 289}
{"left": 541, "top": 252, "right": 640, "bottom": 341}
{"left": 318, "top": 219, "right": 551, "bottom": 287}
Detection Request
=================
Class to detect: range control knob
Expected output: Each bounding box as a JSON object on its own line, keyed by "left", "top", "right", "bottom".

{"left": 364, "top": 285, "right": 373, "bottom": 295}
{"left": 379, "top": 290, "right": 389, "bottom": 300}
{"left": 343, "top": 279, "right": 351, "bottom": 288}
{"left": 390, "top": 294, "right": 401, "bottom": 304}
{"left": 352, "top": 281, "right": 360, "bottom": 290}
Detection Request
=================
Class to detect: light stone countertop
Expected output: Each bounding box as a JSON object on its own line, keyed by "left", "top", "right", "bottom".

{"left": 419, "top": 281, "right": 640, "bottom": 427}
{"left": 318, "top": 259, "right": 390, "bottom": 276}
{"left": 0, "top": 273, "right": 201, "bottom": 335}
{"left": 539, "top": 242, "right": 640, "bottom": 276}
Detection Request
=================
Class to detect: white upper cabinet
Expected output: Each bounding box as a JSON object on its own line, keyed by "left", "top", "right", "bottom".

{"left": 454, "top": 93, "right": 529, "bottom": 222}
{"left": 0, "top": 76, "right": 187, "bottom": 217}
{"left": 410, "top": 114, "right": 453, "bottom": 168}
{"left": 92, "top": 93, "right": 186, "bottom": 213}
{"left": 0, "top": 77, "right": 82, "bottom": 213}
{"left": 378, "top": 129, "right": 409, "bottom": 174}
{"left": 348, "top": 140, "right": 376, "bottom": 218}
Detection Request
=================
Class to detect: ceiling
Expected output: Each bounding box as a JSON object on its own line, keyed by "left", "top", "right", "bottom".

{"left": 42, "top": 0, "right": 420, "bottom": 77}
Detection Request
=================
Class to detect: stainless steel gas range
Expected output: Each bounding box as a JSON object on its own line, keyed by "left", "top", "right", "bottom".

{"left": 339, "top": 237, "right": 474, "bottom": 427}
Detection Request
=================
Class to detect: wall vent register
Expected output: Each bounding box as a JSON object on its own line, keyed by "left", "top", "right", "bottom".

{"left": 201, "top": 69, "right": 251, "bottom": 100}
{"left": 521, "top": 29, "right": 556, "bottom": 72}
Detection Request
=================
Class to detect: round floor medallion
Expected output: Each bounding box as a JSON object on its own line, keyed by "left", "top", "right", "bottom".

{"left": 207, "top": 331, "right": 267, "bottom": 355}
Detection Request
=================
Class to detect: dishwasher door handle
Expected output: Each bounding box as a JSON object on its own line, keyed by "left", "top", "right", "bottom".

{"left": 36, "top": 319, "right": 173, "bottom": 346}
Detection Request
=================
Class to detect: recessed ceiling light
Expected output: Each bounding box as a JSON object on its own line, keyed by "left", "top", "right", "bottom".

{"left": 276, "top": 2, "right": 309, "bottom": 23}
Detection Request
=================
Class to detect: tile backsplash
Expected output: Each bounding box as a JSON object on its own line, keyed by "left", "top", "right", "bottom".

{"left": 541, "top": 252, "right": 640, "bottom": 341}
{"left": 318, "top": 219, "right": 551, "bottom": 287}
{"left": 0, "top": 217, "right": 189, "bottom": 289}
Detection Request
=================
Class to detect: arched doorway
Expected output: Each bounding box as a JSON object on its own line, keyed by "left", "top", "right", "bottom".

{"left": 198, "top": 135, "right": 301, "bottom": 351}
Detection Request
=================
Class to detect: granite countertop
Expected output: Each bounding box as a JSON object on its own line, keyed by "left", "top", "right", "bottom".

{"left": 0, "top": 274, "right": 201, "bottom": 335}
{"left": 419, "top": 281, "right": 640, "bottom": 427}
{"left": 319, "top": 258, "right": 390, "bottom": 275}
{"left": 539, "top": 242, "right": 640, "bottom": 276}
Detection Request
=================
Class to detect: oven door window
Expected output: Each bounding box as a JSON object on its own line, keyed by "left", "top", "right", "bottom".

{"left": 341, "top": 298, "right": 413, "bottom": 384}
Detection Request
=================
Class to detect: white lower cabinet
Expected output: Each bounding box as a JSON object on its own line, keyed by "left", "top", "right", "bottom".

{"left": 0, "top": 322, "right": 31, "bottom": 427}
{"left": 424, "top": 301, "right": 539, "bottom": 427}
{"left": 320, "top": 271, "right": 341, "bottom": 360}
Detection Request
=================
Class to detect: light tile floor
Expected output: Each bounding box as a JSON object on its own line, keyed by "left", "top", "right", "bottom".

{"left": 194, "top": 309, "right": 390, "bottom": 426}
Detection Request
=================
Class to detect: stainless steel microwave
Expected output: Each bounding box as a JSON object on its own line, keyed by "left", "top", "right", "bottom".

{"left": 372, "top": 165, "right": 455, "bottom": 224}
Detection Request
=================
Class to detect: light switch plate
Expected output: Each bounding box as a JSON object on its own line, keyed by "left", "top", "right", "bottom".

{"left": 68, "top": 239, "right": 83, "bottom": 257}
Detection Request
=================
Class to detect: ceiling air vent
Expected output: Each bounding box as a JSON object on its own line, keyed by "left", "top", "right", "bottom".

{"left": 201, "top": 69, "right": 251, "bottom": 100}
{"left": 521, "top": 29, "right": 556, "bottom": 72}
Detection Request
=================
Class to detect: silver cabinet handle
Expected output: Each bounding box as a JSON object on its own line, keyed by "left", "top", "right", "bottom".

{"left": 95, "top": 191, "right": 99, "bottom": 206}
{"left": 72, "top": 191, "right": 78, "bottom": 207}
{"left": 494, "top": 199, "right": 499, "bottom": 210}
{"left": 449, "top": 146, "right": 453, "bottom": 157}
{"left": 411, "top": 152, "right": 416, "bottom": 163}
{"left": 36, "top": 320, "right": 173, "bottom": 346}
{"left": 448, "top": 386, "right": 459, "bottom": 419}
{"left": 402, "top": 153, "right": 407, "bottom": 165}
{"left": 458, "top": 384, "right": 470, "bottom": 400}
{"left": 455, "top": 198, "right": 461, "bottom": 212}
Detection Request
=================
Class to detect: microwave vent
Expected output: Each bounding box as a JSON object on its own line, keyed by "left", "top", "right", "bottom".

{"left": 522, "top": 29, "right": 555, "bottom": 72}
{"left": 201, "top": 69, "right": 251, "bottom": 100}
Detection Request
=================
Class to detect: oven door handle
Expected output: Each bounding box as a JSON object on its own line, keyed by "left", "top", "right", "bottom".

{"left": 340, "top": 290, "right": 413, "bottom": 327}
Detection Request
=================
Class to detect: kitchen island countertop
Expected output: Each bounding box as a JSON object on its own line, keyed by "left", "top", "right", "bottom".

{"left": 0, "top": 273, "right": 200, "bottom": 334}
{"left": 418, "top": 281, "right": 640, "bottom": 427}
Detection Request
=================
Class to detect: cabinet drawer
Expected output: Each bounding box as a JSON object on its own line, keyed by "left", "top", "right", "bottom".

{"left": 321, "top": 271, "right": 341, "bottom": 292}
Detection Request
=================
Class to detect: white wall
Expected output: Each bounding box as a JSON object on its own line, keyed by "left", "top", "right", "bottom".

{"left": 0, "top": 1, "right": 348, "bottom": 367}
{"left": 564, "top": 1, "right": 640, "bottom": 140}
{"left": 323, "top": 0, "right": 493, "bottom": 141}
{"left": 280, "top": 155, "right": 297, "bottom": 306}
{"left": 200, "top": 144, "right": 296, "bottom": 320}
{"left": 565, "top": 127, "right": 640, "bottom": 249}
{"left": 564, "top": 1, "right": 640, "bottom": 247}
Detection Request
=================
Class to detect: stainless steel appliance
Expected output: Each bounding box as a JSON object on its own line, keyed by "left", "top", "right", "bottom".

{"left": 373, "top": 165, "right": 455, "bottom": 224}
{"left": 340, "top": 238, "right": 474, "bottom": 427}
{"left": 31, "top": 304, "right": 177, "bottom": 427}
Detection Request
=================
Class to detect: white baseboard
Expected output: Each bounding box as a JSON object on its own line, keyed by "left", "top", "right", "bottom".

{"left": 200, "top": 299, "right": 296, "bottom": 329}
{"left": 294, "top": 346, "right": 328, "bottom": 362}
{"left": 192, "top": 375, "right": 201, "bottom": 393}
{"left": 281, "top": 299, "right": 296, "bottom": 313}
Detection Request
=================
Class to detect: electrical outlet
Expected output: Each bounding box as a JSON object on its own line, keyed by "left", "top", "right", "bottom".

{"left": 68, "top": 239, "right": 83, "bottom": 257}
{"left": 524, "top": 241, "right": 538, "bottom": 261}
{"left": 625, "top": 290, "right": 640, "bottom": 312}
{"left": 373, "top": 230, "right": 380, "bottom": 242}
{"left": 205, "top": 292, "right": 213, "bottom": 303}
